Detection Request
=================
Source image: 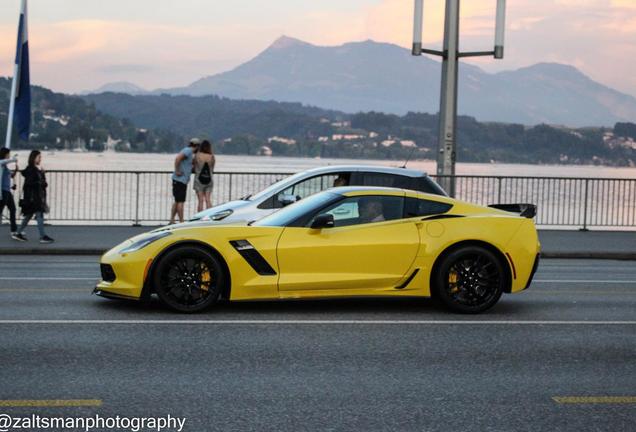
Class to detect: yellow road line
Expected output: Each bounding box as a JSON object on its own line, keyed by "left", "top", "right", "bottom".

{"left": 553, "top": 396, "right": 636, "bottom": 404}
{"left": 0, "top": 400, "right": 102, "bottom": 407}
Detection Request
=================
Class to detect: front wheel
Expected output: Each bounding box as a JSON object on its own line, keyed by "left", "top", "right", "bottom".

{"left": 153, "top": 245, "right": 225, "bottom": 313}
{"left": 432, "top": 246, "right": 505, "bottom": 314}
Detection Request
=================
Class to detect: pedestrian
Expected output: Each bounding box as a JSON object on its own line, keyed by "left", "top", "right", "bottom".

{"left": 0, "top": 148, "right": 19, "bottom": 237}
{"left": 193, "top": 139, "right": 215, "bottom": 212}
{"left": 170, "top": 138, "right": 200, "bottom": 224}
{"left": 13, "top": 150, "right": 54, "bottom": 243}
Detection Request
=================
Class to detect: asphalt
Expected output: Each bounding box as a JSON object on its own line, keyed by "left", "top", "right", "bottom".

{"left": 0, "top": 257, "right": 635, "bottom": 431}
{"left": 0, "top": 225, "right": 635, "bottom": 259}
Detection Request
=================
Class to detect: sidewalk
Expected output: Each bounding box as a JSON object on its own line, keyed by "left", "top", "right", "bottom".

{"left": 0, "top": 225, "right": 634, "bottom": 259}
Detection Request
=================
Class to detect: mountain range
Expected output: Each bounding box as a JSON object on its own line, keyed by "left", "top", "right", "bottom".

{"left": 88, "top": 36, "right": 636, "bottom": 127}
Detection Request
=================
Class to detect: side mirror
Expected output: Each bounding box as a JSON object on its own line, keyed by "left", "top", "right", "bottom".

{"left": 310, "top": 214, "right": 335, "bottom": 229}
{"left": 278, "top": 193, "right": 298, "bottom": 206}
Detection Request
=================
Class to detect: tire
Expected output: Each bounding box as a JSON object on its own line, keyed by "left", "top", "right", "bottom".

{"left": 152, "top": 245, "right": 225, "bottom": 313}
{"left": 432, "top": 245, "right": 505, "bottom": 314}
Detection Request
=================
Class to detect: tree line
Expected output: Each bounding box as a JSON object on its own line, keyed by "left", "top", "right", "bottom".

{"left": 1, "top": 78, "right": 635, "bottom": 166}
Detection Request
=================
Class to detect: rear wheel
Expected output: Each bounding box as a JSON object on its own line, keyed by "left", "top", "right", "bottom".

{"left": 432, "top": 246, "right": 505, "bottom": 314}
{"left": 153, "top": 246, "right": 225, "bottom": 313}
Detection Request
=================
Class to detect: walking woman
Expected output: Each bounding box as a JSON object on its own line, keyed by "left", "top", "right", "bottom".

{"left": 14, "top": 150, "right": 54, "bottom": 243}
{"left": 0, "top": 148, "right": 19, "bottom": 237}
{"left": 193, "top": 139, "right": 215, "bottom": 212}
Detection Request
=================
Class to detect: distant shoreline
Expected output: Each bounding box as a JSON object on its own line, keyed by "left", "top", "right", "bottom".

{"left": 7, "top": 150, "right": 636, "bottom": 178}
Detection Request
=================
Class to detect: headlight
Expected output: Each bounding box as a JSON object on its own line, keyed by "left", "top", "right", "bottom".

{"left": 120, "top": 231, "right": 172, "bottom": 254}
{"left": 203, "top": 209, "right": 233, "bottom": 221}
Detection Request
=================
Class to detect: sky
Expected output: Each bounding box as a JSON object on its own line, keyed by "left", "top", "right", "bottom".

{"left": 0, "top": 0, "right": 635, "bottom": 97}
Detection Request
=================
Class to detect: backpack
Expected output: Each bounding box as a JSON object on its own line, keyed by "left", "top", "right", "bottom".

{"left": 198, "top": 162, "right": 212, "bottom": 185}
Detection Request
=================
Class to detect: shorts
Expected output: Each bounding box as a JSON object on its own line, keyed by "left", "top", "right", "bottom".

{"left": 172, "top": 180, "right": 187, "bottom": 203}
{"left": 193, "top": 178, "right": 214, "bottom": 194}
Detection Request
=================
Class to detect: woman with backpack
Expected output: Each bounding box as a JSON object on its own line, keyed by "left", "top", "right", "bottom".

{"left": 13, "top": 150, "right": 54, "bottom": 243}
{"left": 193, "top": 140, "right": 215, "bottom": 212}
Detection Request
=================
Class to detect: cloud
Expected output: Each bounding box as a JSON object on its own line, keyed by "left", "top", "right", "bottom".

{"left": 0, "top": 1, "right": 634, "bottom": 97}
{"left": 354, "top": 0, "right": 636, "bottom": 97}
{"left": 96, "top": 64, "right": 155, "bottom": 74}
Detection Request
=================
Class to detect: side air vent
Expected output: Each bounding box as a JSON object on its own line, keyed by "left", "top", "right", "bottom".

{"left": 396, "top": 269, "right": 420, "bottom": 290}
{"left": 100, "top": 264, "right": 116, "bottom": 282}
{"left": 230, "top": 240, "right": 277, "bottom": 276}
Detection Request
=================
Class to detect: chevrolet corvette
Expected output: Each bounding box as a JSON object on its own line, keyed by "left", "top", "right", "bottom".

{"left": 95, "top": 186, "right": 540, "bottom": 313}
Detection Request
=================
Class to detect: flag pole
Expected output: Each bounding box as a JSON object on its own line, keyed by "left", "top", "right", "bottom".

{"left": 4, "top": 64, "right": 19, "bottom": 150}
{"left": 4, "top": 0, "right": 27, "bottom": 150}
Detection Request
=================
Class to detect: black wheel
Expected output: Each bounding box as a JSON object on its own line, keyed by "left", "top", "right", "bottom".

{"left": 153, "top": 246, "right": 225, "bottom": 313}
{"left": 432, "top": 246, "right": 505, "bottom": 314}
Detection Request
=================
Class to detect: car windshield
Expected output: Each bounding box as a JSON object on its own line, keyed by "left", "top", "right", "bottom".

{"left": 247, "top": 171, "right": 308, "bottom": 201}
{"left": 254, "top": 191, "right": 340, "bottom": 227}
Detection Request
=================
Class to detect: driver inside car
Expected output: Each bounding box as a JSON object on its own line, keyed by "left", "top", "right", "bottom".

{"left": 358, "top": 197, "right": 385, "bottom": 223}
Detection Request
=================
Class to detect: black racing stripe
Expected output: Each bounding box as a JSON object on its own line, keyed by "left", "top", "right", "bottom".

{"left": 230, "top": 240, "right": 277, "bottom": 276}
{"left": 421, "top": 214, "right": 465, "bottom": 221}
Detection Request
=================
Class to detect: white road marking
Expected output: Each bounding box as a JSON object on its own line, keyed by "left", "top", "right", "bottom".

{"left": 0, "top": 277, "right": 96, "bottom": 281}
{"left": 534, "top": 280, "right": 636, "bottom": 284}
{"left": 0, "top": 320, "right": 634, "bottom": 325}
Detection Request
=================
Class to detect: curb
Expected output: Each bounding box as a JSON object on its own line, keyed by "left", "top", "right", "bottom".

{"left": 1, "top": 249, "right": 636, "bottom": 260}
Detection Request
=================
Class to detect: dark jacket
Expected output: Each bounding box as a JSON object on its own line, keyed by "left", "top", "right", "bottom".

{"left": 20, "top": 166, "right": 48, "bottom": 215}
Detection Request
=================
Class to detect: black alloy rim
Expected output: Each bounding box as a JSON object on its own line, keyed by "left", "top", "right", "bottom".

{"left": 161, "top": 257, "right": 215, "bottom": 307}
{"left": 445, "top": 253, "right": 501, "bottom": 307}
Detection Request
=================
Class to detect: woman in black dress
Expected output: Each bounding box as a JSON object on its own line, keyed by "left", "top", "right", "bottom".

{"left": 14, "top": 150, "right": 54, "bottom": 243}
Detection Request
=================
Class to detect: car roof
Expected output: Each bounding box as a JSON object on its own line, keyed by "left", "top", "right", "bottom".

{"left": 299, "top": 165, "right": 427, "bottom": 178}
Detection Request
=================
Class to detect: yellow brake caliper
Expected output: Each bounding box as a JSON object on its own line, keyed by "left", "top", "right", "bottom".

{"left": 200, "top": 264, "right": 211, "bottom": 292}
{"left": 448, "top": 270, "right": 459, "bottom": 294}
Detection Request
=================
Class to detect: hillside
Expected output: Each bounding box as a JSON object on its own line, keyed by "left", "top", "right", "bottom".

{"left": 0, "top": 78, "right": 182, "bottom": 152}
{"left": 1, "top": 77, "right": 634, "bottom": 166}
{"left": 131, "top": 36, "right": 636, "bottom": 127}
{"left": 84, "top": 91, "right": 636, "bottom": 166}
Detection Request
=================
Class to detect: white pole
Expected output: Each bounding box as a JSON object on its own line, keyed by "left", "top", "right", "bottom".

{"left": 4, "top": 0, "right": 27, "bottom": 150}
{"left": 412, "top": 0, "right": 424, "bottom": 56}
{"left": 494, "top": 0, "right": 506, "bottom": 59}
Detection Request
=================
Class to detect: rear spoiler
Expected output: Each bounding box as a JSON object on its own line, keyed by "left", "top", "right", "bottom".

{"left": 488, "top": 203, "right": 537, "bottom": 219}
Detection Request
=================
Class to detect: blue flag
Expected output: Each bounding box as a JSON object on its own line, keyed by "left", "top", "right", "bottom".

{"left": 13, "top": 1, "right": 31, "bottom": 141}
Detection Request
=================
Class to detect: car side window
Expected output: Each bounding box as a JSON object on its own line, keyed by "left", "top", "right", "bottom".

{"left": 280, "top": 173, "right": 350, "bottom": 203}
{"left": 362, "top": 173, "right": 411, "bottom": 189}
{"left": 260, "top": 172, "right": 352, "bottom": 209}
{"left": 308, "top": 195, "right": 404, "bottom": 228}
{"left": 404, "top": 197, "right": 453, "bottom": 218}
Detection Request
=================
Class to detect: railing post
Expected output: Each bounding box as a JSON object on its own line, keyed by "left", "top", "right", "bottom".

{"left": 228, "top": 173, "right": 233, "bottom": 201}
{"left": 580, "top": 178, "right": 589, "bottom": 232}
{"left": 497, "top": 176, "right": 502, "bottom": 203}
{"left": 133, "top": 173, "right": 141, "bottom": 226}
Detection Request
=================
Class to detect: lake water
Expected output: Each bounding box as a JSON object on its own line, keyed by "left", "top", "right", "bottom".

{"left": 8, "top": 150, "right": 636, "bottom": 179}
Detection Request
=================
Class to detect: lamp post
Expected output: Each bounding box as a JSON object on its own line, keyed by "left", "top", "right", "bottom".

{"left": 412, "top": 0, "right": 506, "bottom": 197}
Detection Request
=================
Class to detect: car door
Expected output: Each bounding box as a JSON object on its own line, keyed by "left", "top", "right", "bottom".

{"left": 276, "top": 193, "right": 421, "bottom": 293}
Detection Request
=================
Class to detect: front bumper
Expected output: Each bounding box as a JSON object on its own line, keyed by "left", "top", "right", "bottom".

{"left": 94, "top": 244, "right": 156, "bottom": 301}
{"left": 93, "top": 286, "right": 140, "bottom": 301}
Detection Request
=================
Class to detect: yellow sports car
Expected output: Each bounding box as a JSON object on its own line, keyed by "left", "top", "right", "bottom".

{"left": 95, "top": 187, "right": 540, "bottom": 314}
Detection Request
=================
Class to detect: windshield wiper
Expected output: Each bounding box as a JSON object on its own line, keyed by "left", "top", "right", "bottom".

{"left": 241, "top": 194, "right": 252, "bottom": 201}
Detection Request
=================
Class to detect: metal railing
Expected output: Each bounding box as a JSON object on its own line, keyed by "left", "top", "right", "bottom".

{"left": 435, "top": 175, "right": 636, "bottom": 230}
{"left": 4, "top": 170, "right": 636, "bottom": 229}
